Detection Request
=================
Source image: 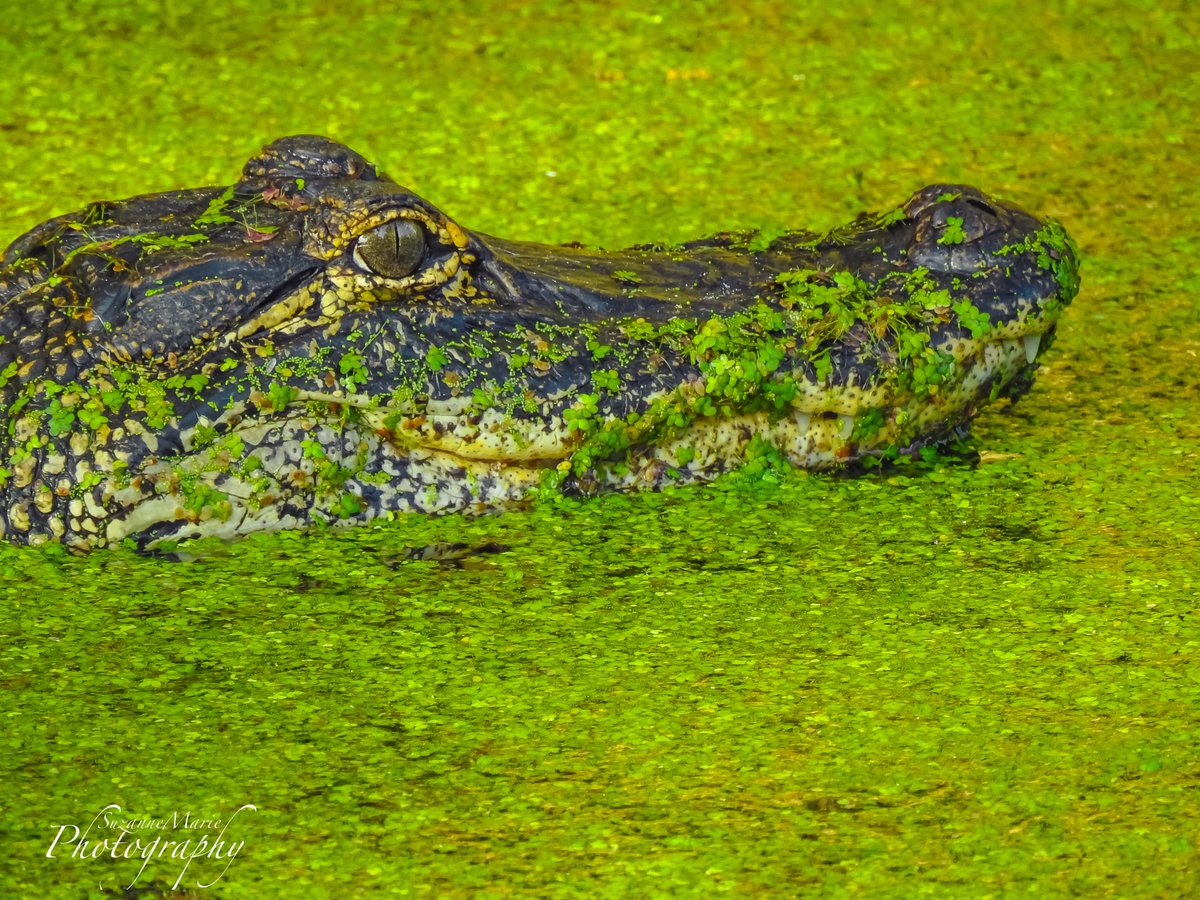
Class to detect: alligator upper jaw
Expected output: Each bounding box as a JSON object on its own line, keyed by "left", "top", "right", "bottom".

{"left": 464, "top": 185, "right": 1078, "bottom": 327}
{"left": 470, "top": 234, "right": 762, "bottom": 319}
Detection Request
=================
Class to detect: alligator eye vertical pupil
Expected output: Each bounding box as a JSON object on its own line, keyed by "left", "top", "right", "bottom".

{"left": 354, "top": 219, "right": 425, "bottom": 278}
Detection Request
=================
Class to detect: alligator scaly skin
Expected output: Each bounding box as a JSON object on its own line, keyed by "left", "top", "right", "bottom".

{"left": 0, "top": 136, "right": 1079, "bottom": 549}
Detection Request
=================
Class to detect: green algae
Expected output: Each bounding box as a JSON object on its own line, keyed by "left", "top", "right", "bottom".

{"left": 1, "top": 1, "right": 1199, "bottom": 898}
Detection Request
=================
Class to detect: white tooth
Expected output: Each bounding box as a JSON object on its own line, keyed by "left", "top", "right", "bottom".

{"left": 794, "top": 411, "right": 811, "bottom": 432}
{"left": 1022, "top": 334, "right": 1042, "bottom": 364}
{"left": 837, "top": 415, "right": 855, "bottom": 439}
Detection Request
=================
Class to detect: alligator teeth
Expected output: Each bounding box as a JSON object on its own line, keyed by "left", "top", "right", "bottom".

{"left": 794, "top": 411, "right": 811, "bottom": 432}
{"left": 837, "top": 415, "right": 855, "bottom": 439}
{"left": 1023, "top": 334, "right": 1042, "bottom": 364}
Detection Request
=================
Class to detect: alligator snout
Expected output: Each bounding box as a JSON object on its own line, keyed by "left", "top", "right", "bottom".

{"left": 905, "top": 183, "right": 1054, "bottom": 275}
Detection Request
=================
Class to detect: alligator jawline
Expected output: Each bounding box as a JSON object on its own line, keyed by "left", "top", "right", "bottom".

{"left": 263, "top": 331, "right": 1044, "bottom": 475}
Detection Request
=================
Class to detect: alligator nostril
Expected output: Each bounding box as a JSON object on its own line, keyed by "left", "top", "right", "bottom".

{"left": 965, "top": 197, "right": 997, "bottom": 215}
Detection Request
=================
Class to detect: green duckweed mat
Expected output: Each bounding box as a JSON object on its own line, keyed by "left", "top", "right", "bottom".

{"left": 1, "top": 1, "right": 1197, "bottom": 897}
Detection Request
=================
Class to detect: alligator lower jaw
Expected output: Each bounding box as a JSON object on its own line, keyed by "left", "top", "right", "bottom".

{"left": 88, "top": 332, "right": 1040, "bottom": 551}
{"left": 304, "top": 331, "right": 1042, "bottom": 476}
{"left": 559, "top": 332, "right": 1043, "bottom": 489}
{"left": 368, "top": 331, "right": 1043, "bottom": 467}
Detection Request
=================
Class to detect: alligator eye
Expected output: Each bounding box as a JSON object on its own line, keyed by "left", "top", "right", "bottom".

{"left": 353, "top": 219, "right": 426, "bottom": 278}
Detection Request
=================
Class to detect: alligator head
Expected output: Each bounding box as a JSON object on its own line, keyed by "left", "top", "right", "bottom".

{"left": 0, "top": 135, "right": 1079, "bottom": 549}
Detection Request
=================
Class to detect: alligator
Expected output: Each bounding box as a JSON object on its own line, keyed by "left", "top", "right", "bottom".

{"left": 0, "top": 135, "right": 1079, "bottom": 550}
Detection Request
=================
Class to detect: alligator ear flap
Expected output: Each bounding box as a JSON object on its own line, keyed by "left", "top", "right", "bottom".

{"left": 1, "top": 210, "right": 93, "bottom": 270}
{"left": 242, "top": 135, "right": 380, "bottom": 183}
